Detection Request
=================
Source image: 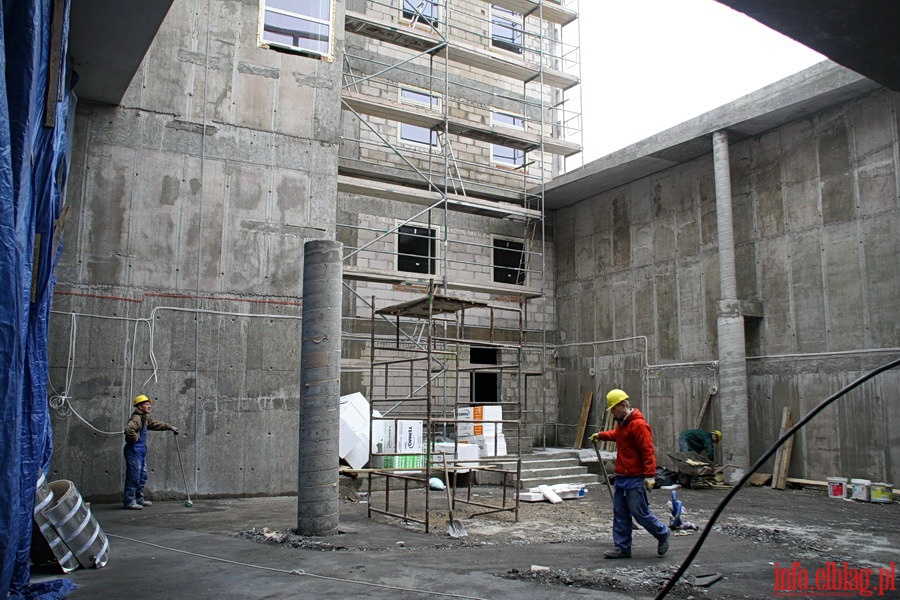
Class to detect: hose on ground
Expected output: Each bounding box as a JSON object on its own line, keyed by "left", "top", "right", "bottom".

{"left": 655, "top": 356, "right": 900, "bottom": 599}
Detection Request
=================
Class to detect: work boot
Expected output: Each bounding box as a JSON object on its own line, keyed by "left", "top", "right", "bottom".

{"left": 657, "top": 534, "right": 669, "bottom": 556}
{"left": 140, "top": 500, "right": 153, "bottom": 507}
{"left": 125, "top": 503, "right": 143, "bottom": 510}
{"left": 603, "top": 549, "right": 631, "bottom": 559}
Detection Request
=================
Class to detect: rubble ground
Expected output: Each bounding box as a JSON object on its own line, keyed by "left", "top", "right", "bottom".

{"left": 62, "top": 481, "right": 898, "bottom": 600}
{"left": 232, "top": 482, "right": 899, "bottom": 599}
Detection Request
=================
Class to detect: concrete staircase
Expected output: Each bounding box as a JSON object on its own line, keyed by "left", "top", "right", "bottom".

{"left": 478, "top": 449, "right": 602, "bottom": 489}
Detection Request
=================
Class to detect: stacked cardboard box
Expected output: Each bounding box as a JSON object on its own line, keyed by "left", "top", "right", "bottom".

{"left": 431, "top": 442, "right": 480, "bottom": 473}
{"left": 372, "top": 419, "right": 424, "bottom": 469}
{"left": 457, "top": 405, "right": 507, "bottom": 456}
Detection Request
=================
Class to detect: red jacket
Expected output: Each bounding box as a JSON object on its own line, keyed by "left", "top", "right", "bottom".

{"left": 595, "top": 408, "right": 657, "bottom": 477}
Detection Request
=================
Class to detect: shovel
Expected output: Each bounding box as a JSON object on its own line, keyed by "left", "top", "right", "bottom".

{"left": 173, "top": 432, "right": 193, "bottom": 508}
{"left": 591, "top": 440, "right": 615, "bottom": 505}
{"left": 592, "top": 441, "right": 640, "bottom": 530}
{"left": 441, "top": 455, "right": 467, "bottom": 538}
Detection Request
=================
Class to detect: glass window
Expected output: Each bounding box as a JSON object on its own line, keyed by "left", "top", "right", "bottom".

{"left": 400, "top": 88, "right": 441, "bottom": 109}
{"left": 262, "top": 0, "right": 333, "bottom": 58}
{"left": 491, "top": 6, "right": 522, "bottom": 54}
{"left": 400, "top": 123, "right": 438, "bottom": 146}
{"left": 492, "top": 144, "right": 525, "bottom": 168}
{"left": 398, "top": 225, "right": 436, "bottom": 274}
{"left": 493, "top": 238, "right": 525, "bottom": 285}
{"left": 492, "top": 111, "right": 525, "bottom": 130}
{"left": 403, "top": 0, "right": 440, "bottom": 30}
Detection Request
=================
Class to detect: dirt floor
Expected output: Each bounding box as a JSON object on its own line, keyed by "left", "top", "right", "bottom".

{"left": 50, "top": 473, "right": 899, "bottom": 600}
{"left": 228, "top": 479, "right": 900, "bottom": 599}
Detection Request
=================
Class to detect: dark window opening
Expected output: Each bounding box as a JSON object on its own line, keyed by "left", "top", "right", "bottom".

{"left": 470, "top": 372, "right": 499, "bottom": 403}
{"left": 471, "top": 346, "right": 498, "bottom": 365}
{"left": 493, "top": 239, "right": 525, "bottom": 285}
{"left": 398, "top": 225, "right": 435, "bottom": 274}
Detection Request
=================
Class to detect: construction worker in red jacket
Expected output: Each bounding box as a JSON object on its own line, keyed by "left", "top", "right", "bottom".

{"left": 590, "top": 389, "right": 669, "bottom": 559}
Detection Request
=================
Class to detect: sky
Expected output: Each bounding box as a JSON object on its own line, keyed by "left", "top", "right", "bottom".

{"left": 575, "top": 0, "right": 825, "bottom": 163}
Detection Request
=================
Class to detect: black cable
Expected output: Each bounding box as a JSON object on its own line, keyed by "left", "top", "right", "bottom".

{"left": 655, "top": 356, "right": 900, "bottom": 599}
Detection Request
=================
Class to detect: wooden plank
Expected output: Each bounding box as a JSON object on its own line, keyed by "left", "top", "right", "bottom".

{"left": 573, "top": 392, "right": 593, "bottom": 449}
{"left": 601, "top": 409, "right": 616, "bottom": 453}
{"left": 771, "top": 407, "right": 794, "bottom": 490}
{"left": 694, "top": 387, "right": 717, "bottom": 429}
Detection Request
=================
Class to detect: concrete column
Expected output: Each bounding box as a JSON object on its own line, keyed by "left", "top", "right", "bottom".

{"left": 297, "top": 240, "right": 343, "bottom": 536}
{"left": 712, "top": 130, "right": 750, "bottom": 484}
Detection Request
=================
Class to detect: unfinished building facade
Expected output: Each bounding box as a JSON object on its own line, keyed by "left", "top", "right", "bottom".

{"left": 47, "top": 0, "right": 583, "bottom": 501}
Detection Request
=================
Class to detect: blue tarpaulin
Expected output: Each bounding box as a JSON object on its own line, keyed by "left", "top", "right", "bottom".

{"left": 1, "top": 0, "right": 75, "bottom": 596}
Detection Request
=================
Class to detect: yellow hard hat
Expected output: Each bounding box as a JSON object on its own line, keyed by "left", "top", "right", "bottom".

{"left": 605, "top": 389, "right": 629, "bottom": 411}
{"left": 133, "top": 394, "right": 152, "bottom": 406}
{"left": 712, "top": 430, "right": 722, "bottom": 442}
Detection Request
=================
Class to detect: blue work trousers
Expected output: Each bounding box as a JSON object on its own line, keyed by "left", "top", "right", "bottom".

{"left": 612, "top": 476, "right": 669, "bottom": 553}
{"left": 123, "top": 445, "right": 149, "bottom": 507}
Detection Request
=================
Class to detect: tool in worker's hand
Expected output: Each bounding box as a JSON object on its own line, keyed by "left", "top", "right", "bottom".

{"left": 173, "top": 432, "right": 193, "bottom": 508}
{"left": 593, "top": 440, "right": 640, "bottom": 529}
{"left": 441, "top": 454, "right": 466, "bottom": 538}
{"left": 591, "top": 440, "right": 615, "bottom": 505}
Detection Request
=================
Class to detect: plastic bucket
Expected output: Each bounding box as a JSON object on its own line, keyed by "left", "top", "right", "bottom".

{"left": 43, "top": 480, "right": 109, "bottom": 569}
{"left": 827, "top": 477, "right": 847, "bottom": 499}
{"left": 870, "top": 482, "right": 893, "bottom": 504}
{"left": 32, "top": 472, "right": 80, "bottom": 573}
{"left": 850, "top": 478, "right": 871, "bottom": 502}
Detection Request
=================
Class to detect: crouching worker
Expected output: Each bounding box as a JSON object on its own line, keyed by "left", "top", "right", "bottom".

{"left": 678, "top": 429, "right": 721, "bottom": 462}
{"left": 123, "top": 394, "right": 179, "bottom": 510}
{"left": 590, "top": 389, "right": 669, "bottom": 559}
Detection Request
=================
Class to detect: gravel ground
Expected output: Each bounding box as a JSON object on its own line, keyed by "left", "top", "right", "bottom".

{"left": 233, "top": 482, "right": 899, "bottom": 599}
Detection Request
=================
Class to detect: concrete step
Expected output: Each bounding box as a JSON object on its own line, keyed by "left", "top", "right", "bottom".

{"left": 478, "top": 450, "right": 601, "bottom": 488}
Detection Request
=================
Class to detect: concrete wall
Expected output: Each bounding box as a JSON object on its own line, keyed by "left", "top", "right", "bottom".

{"left": 553, "top": 88, "right": 900, "bottom": 483}
{"left": 48, "top": 0, "right": 344, "bottom": 500}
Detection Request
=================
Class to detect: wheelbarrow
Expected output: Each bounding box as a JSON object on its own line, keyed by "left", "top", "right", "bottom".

{"left": 666, "top": 451, "right": 729, "bottom": 488}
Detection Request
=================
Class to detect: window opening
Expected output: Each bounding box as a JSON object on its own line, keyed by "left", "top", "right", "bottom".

{"left": 493, "top": 238, "right": 525, "bottom": 285}
{"left": 492, "top": 111, "right": 526, "bottom": 130}
{"left": 261, "top": 0, "right": 333, "bottom": 58}
{"left": 400, "top": 124, "right": 438, "bottom": 146}
{"left": 400, "top": 88, "right": 441, "bottom": 109}
{"left": 397, "top": 225, "right": 436, "bottom": 274}
{"left": 491, "top": 5, "right": 523, "bottom": 54}
{"left": 403, "top": 0, "right": 439, "bottom": 30}
{"left": 492, "top": 144, "right": 526, "bottom": 168}
{"left": 399, "top": 88, "right": 440, "bottom": 146}
{"left": 470, "top": 346, "right": 500, "bottom": 404}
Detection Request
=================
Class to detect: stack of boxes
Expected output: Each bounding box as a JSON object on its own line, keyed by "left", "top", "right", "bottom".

{"left": 341, "top": 395, "right": 510, "bottom": 470}
{"left": 457, "top": 405, "right": 507, "bottom": 456}
{"left": 375, "top": 419, "right": 425, "bottom": 469}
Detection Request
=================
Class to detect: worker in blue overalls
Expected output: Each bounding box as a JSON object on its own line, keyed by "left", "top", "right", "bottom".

{"left": 123, "top": 394, "right": 179, "bottom": 510}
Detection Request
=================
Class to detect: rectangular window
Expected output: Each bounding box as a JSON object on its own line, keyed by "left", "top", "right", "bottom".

{"left": 399, "top": 88, "right": 440, "bottom": 146}
{"left": 491, "top": 6, "right": 522, "bottom": 54}
{"left": 492, "top": 110, "right": 525, "bottom": 130}
{"left": 400, "top": 88, "right": 441, "bottom": 110}
{"left": 403, "top": 0, "right": 439, "bottom": 30}
{"left": 261, "top": 0, "right": 333, "bottom": 58}
{"left": 400, "top": 124, "right": 438, "bottom": 146}
{"left": 398, "top": 225, "right": 436, "bottom": 274}
{"left": 492, "top": 144, "right": 525, "bottom": 168}
{"left": 493, "top": 238, "right": 525, "bottom": 285}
